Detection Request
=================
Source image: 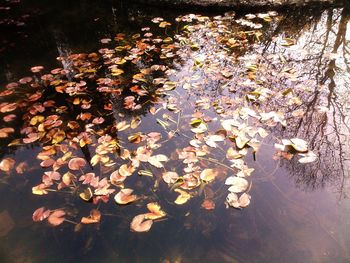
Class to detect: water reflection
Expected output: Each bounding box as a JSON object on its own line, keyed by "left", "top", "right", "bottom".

{"left": 0, "top": 1, "right": 350, "bottom": 263}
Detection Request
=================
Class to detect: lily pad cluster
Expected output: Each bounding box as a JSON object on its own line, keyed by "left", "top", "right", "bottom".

{"left": 0, "top": 10, "right": 319, "bottom": 232}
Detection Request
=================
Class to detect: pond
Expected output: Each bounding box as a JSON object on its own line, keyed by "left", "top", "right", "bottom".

{"left": 0, "top": 1, "right": 350, "bottom": 262}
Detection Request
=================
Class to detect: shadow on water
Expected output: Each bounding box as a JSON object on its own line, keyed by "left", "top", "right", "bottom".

{"left": 0, "top": 1, "right": 350, "bottom": 263}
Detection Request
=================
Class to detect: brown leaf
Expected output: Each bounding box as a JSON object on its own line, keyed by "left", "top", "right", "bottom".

{"left": 81, "top": 209, "right": 101, "bottom": 224}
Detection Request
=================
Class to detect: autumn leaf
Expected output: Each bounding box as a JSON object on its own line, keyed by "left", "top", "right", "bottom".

{"left": 174, "top": 189, "right": 191, "bottom": 205}
{"left": 130, "top": 214, "right": 153, "bottom": 233}
{"left": 144, "top": 202, "right": 166, "bottom": 220}
{"left": 0, "top": 158, "right": 15, "bottom": 172}
{"left": 81, "top": 209, "right": 101, "bottom": 224}
{"left": 148, "top": 154, "right": 168, "bottom": 168}
{"left": 114, "top": 188, "right": 137, "bottom": 205}
{"left": 68, "top": 157, "right": 87, "bottom": 170}
{"left": 79, "top": 187, "right": 93, "bottom": 202}
{"left": 48, "top": 210, "right": 66, "bottom": 226}
{"left": 200, "top": 169, "right": 218, "bottom": 183}
{"left": 298, "top": 151, "right": 317, "bottom": 163}
{"left": 162, "top": 171, "right": 179, "bottom": 185}
{"left": 32, "top": 207, "right": 50, "bottom": 222}
{"left": 225, "top": 176, "right": 249, "bottom": 193}
{"left": 201, "top": 199, "right": 215, "bottom": 210}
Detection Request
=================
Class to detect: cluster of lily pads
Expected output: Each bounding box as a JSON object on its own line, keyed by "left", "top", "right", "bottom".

{"left": 0, "top": 10, "right": 318, "bottom": 232}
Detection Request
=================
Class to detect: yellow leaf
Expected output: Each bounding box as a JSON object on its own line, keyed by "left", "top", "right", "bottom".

{"left": 79, "top": 188, "right": 93, "bottom": 201}
{"left": 200, "top": 169, "right": 218, "bottom": 183}
{"left": 174, "top": 189, "right": 191, "bottom": 205}
{"left": 144, "top": 202, "right": 166, "bottom": 220}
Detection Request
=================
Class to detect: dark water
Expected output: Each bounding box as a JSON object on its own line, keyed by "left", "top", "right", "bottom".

{"left": 0, "top": 1, "right": 350, "bottom": 263}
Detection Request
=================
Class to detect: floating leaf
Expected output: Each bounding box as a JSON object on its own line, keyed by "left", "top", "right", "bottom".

{"left": 200, "top": 169, "right": 218, "bottom": 183}
{"left": 130, "top": 214, "right": 153, "bottom": 233}
{"left": 290, "top": 138, "right": 308, "bottom": 153}
{"left": 114, "top": 188, "right": 137, "bottom": 205}
{"left": 205, "top": 134, "right": 225, "bottom": 148}
{"left": 191, "top": 122, "right": 207, "bottom": 134}
{"left": 162, "top": 171, "right": 179, "bottom": 184}
{"left": 239, "top": 193, "right": 251, "bottom": 208}
{"left": 235, "top": 134, "right": 250, "bottom": 149}
{"left": 79, "top": 187, "right": 93, "bottom": 202}
{"left": 225, "top": 176, "right": 249, "bottom": 193}
{"left": 226, "top": 193, "right": 239, "bottom": 208}
{"left": 81, "top": 209, "right": 101, "bottom": 224}
{"left": 144, "top": 202, "right": 166, "bottom": 220}
{"left": 138, "top": 170, "right": 153, "bottom": 177}
{"left": 0, "top": 158, "right": 15, "bottom": 172}
{"left": 298, "top": 151, "right": 317, "bottom": 163}
{"left": 128, "top": 132, "right": 143, "bottom": 143}
{"left": 32, "top": 185, "right": 48, "bottom": 195}
{"left": 281, "top": 38, "right": 296, "bottom": 46}
{"left": 48, "top": 210, "right": 66, "bottom": 226}
{"left": 110, "top": 170, "right": 127, "bottom": 185}
{"left": 131, "top": 117, "right": 142, "bottom": 129}
{"left": 148, "top": 154, "right": 168, "bottom": 168}
{"left": 32, "top": 207, "right": 50, "bottom": 222}
{"left": 119, "top": 164, "right": 135, "bottom": 177}
{"left": 174, "top": 189, "right": 191, "bottom": 205}
{"left": 68, "top": 157, "right": 87, "bottom": 170}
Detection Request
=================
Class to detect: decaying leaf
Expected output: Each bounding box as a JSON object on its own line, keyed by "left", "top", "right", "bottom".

{"left": 81, "top": 209, "right": 101, "bottom": 224}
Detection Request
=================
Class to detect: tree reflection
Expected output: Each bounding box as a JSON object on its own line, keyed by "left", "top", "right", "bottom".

{"left": 262, "top": 5, "right": 350, "bottom": 193}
